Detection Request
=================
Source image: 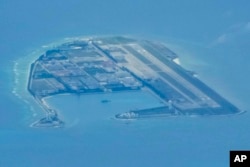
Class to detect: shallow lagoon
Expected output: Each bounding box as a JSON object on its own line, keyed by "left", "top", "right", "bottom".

{"left": 45, "top": 91, "right": 165, "bottom": 127}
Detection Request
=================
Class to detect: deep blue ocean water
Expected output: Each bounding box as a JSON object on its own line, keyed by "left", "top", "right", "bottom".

{"left": 1, "top": 1, "right": 250, "bottom": 166}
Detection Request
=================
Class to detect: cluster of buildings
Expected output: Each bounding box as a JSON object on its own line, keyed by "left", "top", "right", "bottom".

{"left": 28, "top": 41, "right": 142, "bottom": 97}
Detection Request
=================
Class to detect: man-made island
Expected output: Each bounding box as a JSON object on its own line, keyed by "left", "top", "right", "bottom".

{"left": 28, "top": 36, "right": 243, "bottom": 127}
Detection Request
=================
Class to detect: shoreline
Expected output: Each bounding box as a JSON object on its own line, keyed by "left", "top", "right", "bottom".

{"left": 15, "top": 35, "right": 245, "bottom": 128}
{"left": 13, "top": 37, "right": 89, "bottom": 127}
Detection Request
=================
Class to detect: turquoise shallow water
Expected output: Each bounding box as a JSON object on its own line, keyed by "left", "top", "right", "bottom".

{"left": 1, "top": 0, "right": 250, "bottom": 166}
{"left": 45, "top": 91, "right": 165, "bottom": 127}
